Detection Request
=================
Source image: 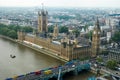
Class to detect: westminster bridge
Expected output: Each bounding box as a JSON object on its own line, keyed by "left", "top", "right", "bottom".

{"left": 6, "top": 60, "right": 90, "bottom": 80}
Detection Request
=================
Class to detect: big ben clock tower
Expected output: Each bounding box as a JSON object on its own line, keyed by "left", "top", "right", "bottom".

{"left": 92, "top": 18, "right": 101, "bottom": 57}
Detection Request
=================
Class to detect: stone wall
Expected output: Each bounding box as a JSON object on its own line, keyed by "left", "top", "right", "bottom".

{"left": 73, "top": 47, "right": 91, "bottom": 59}
{"left": 24, "top": 35, "right": 61, "bottom": 54}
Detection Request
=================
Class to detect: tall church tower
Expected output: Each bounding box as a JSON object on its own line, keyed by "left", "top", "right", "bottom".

{"left": 92, "top": 18, "right": 101, "bottom": 57}
{"left": 53, "top": 24, "right": 59, "bottom": 38}
{"left": 38, "top": 6, "right": 48, "bottom": 33}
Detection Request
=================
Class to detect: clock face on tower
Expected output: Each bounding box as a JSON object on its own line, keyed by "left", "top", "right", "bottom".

{"left": 98, "top": 31, "right": 100, "bottom": 34}
{"left": 93, "top": 31, "right": 96, "bottom": 34}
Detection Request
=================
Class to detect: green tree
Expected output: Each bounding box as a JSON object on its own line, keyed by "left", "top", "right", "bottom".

{"left": 8, "top": 25, "right": 21, "bottom": 32}
{"left": 87, "top": 30, "right": 93, "bottom": 41}
{"left": 101, "top": 50, "right": 109, "bottom": 55}
{"left": 7, "top": 30, "right": 17, "bottom": 39}
{"left": 112, "top": 31, "right": 120, "bottom": 42}
{"left": 106, "top": 60, "right": 117, "bottom": 69}
{"left": 79, "top": 57, "right": 90, "bottom": 61}
{"left": 96, "top": 57, "right": 103, "bottom": 62}
{"left": 0, "top": 28, "right": 10, "bottom": 36}
{"left": 84, "top": 25, "right": 88, "bottom": 31}
{"left": 22, "top": 26, "right": 33, "bottom": 33}
{"left": 72, "top": 29, "right": 80, "bottom": 38}
{"left": 48, "top": 26, "right": 54, "bottom": 33}
{"left": 59, "top": 26, "right": 68, "bottom": 33}
{"left": 0, "top": 23, "right": 33, "bottom": 39}
{"left": 0, "top": 23, "right": 7, "bottom": 28}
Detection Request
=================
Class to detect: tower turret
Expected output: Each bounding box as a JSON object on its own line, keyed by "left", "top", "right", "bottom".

{"left": 17, "top": 30, "right": 26, "bottom": 41}
{"left": 38, "top": 6, "right": 48, "bottom": 33}
{"left": 61, "top": 38, "right": 74, "bottom": 60}
{"left": 92, "top": 18, "right": 101, "bottom": 57}
{"left": 53, "top": 24, "right": 59, "bottom": 38}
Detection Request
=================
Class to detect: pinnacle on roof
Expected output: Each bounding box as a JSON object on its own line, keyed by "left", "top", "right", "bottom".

{"left": 38, "top": 3, "right": 48, "bottom": 16}
{"left": 94, "top": 17, "right": 100, "bottom": 30}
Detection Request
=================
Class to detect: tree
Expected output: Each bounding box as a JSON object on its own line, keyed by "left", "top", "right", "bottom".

{"left": 106, "top": 60, "right": 117, "bottom": 70}
{"left": 48, "top": 26, "right": 54, "bottom": 33}
{"left": 79, "top": 57, "right": 90, "bottom": 61}
{"left": 0, "top": 23, "right": 27, "bottom": 39}
{"left": 0, "top": 27, "right": 10, "bottom": 36}
{"left": 22, "top": 26, "right": 33, "bottom": 33}
{"left": 101, "top": 50, "right": 109, "bottom": 55}
{"left": 72, "top": 29, "right": 80, "bottom": 38}
{"left": 59, "top": 26, "right": 68, "bottom": 33}
{"left": 7, "top": 30, "right": 17, "bottom": 39}
{"left": 112, "top": 31, "right": 120, "bottom": 42}
{"left": 8, "top": 25, "right": 21, "bottom": 32}
{"left": 87, "top": 30, "right": 93, "bottom": 41}
{"left": 84, "top": 25, "right": 88, "bottom": 31}
{"left": 96, "top": 57, "right": 103, "bottom": 62}
{"left": 0, "top": 23, "right": 7, "bottom": 28}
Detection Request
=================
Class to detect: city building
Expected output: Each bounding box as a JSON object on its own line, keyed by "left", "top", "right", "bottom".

{"left": 0, "top": 19, "right": 11, "bottom": 25}
{"left": 108, "top": 43, "right": 120, "bottom": 62}
{"left": 108, "top": 48, "right": 120, "bottom": 62}
{"left": 18, "top": 9, "right": 101, "bottom": 61}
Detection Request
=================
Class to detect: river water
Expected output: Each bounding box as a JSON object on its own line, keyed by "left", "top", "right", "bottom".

{"left": 0, "top": 37, "right": 95, "bottom": 80}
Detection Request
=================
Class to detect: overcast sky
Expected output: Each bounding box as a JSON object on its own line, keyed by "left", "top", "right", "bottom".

{"left": 0, "top": 0, "right": 120, "bottom": 8}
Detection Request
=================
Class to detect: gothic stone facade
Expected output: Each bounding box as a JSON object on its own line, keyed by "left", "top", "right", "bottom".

{"left": 18, "top": 31, "right": 91, "bottom": 61}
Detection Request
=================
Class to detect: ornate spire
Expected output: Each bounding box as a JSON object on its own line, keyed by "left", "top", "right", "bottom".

{"left": 55, "top": 23, "right": 57, "bottom": 27}
{"left": 38, "top": 11, "right": 41, "bottom": 16}
{"left": 95, "top": 17, "right": 100, "bottom": 30}
{"left": 53, "top": 23, "right": 59, "bottom": 38}
{"left": 41, "top": 3, "right": 44, "bottom": 10}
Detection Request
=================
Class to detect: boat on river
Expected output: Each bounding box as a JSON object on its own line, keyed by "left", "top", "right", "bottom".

{"left": 10, "top": 54, "right": 16, "bottom": 58}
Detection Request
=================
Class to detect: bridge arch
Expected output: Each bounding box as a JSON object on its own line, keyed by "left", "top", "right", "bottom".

{"left": 48, "top": 77, "right": 57, "bottom": 80}
{"left": 63, "top": 71, "right": 75, "bottom": 78}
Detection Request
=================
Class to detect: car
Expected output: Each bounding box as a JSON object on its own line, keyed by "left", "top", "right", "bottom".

{"left": 116, "top": 73, "right": 118, "bottom": 74}
{"left": 100, "top": 62, "right": 105, "bottom": 66}
{"left": 114, "top": 67, "right": 119, "bottom": 71}
{"left": 118, "top": 68, "right": 120, "bottom": 71}
{"left": 72, "top": 65, "right": 75, "bottom": 68}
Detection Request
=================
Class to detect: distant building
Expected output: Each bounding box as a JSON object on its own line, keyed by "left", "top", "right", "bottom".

{"left": 0, "top": 19, "right": 11, "bottom": 25}
{"left": 106, "top": 32, "right": 112, "bottom": 43}
{"left": 108, "top": 48, "right": 120, "bottom": 62}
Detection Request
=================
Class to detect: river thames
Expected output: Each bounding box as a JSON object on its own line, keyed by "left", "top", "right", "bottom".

{"left": 0, "top": 37, "right": 95, "bottom": 80}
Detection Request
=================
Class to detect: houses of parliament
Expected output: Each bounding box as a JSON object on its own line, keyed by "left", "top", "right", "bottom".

{"left": 17, "top": 8, "right": 101, "bottom": 61}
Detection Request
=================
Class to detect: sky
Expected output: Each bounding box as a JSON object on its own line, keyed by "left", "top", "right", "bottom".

{"left": 0, "top": 0, "right": 120, "bottom": 8}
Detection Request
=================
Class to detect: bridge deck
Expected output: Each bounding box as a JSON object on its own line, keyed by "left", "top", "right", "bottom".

{"left": 6, "top": 60, "right": 90, "bottom": 80}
